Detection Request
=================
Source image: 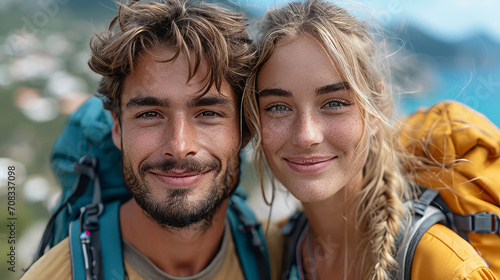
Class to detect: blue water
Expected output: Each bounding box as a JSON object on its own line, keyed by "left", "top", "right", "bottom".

{"left": 399, "top": 70, "right": 500, "bottom": 127}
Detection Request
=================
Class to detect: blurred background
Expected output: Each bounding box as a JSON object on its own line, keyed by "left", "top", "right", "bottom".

{"left": 0, "top": 0, "right": 498, "bottom": 279}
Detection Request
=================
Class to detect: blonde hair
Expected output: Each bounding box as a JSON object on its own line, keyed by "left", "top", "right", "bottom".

{"left": 88, "top": 0, "right": 255, "bottom": 118}
{"left": 243, "top": 0, "right": 415, "bottom": 279}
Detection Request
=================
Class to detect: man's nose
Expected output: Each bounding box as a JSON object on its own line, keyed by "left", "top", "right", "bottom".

{"left": 162, "top": 114, "right": 198, "bottom": 161}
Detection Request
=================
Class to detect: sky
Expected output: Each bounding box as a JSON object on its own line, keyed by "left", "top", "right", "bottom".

{"left": 238, "top": 0, "right": 500, "bottom": 42}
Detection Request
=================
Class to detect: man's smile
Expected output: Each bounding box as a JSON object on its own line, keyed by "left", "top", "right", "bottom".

{"left": 149, "top": 169, "right": 212, "bottom": 187}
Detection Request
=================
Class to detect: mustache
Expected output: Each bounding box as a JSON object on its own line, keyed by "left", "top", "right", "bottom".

{"left": 140, "top": 157, "right": 221, "bottom": 175}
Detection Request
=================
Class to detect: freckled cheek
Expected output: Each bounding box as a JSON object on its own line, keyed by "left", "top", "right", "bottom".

{"left": 261, "top": 118, "right": 290, "bottom": 158}
{"left": 325, "top": 116, "right": 364, "bottom": 152}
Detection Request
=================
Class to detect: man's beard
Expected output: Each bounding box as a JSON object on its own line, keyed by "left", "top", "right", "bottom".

{"left": 121, "top": 152, "right": 240, "bottom": 229}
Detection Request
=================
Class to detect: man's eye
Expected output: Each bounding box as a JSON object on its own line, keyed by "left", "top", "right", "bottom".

{"left": 138, "top": 111, "right": 161, "bottom": 119}
{"left": 198, "top": 111, "right": 220, "bottom": 118}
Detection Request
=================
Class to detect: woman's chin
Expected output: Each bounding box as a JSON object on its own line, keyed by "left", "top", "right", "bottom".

{"left": 287, "top": 183, "right": 343, "bottom": 204}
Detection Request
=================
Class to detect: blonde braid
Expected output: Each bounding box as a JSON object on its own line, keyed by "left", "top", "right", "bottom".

{"left": 356, "top": 128, "right": 411, "bottom": 280}
{"left": 370, "top": 177, "right": 404, "bottom": 279}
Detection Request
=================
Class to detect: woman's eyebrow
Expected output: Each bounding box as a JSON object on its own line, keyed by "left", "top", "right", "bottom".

{"left": 257, "top": 88, "right": 292, "bottom": 98}
{"left": 315, "top": 81, "right": 350, "bottom": 96}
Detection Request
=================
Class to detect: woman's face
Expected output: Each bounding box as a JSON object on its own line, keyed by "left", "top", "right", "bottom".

{"left": 257, "top": 35, "right": 368, "bottom": 202}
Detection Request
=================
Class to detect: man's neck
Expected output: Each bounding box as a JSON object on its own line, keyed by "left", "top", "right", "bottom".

{"left": 119, "top": 198, "right": 229, "bottom": 277}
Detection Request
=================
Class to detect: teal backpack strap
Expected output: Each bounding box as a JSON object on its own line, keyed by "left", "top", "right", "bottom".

{"left": 227, "top": 194, "right": 271, "bottom": 280}
{"left": 70, "top": 201, "right": 125, "bottom": 280}
{"left": 98, "top": 201, "right": 125, "bottom": 279}
{"left": 69, "top": 216, "right": 85, "bottom": 280}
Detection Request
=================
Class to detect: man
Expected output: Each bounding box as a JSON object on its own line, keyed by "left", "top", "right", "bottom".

{"left": 22, "top": 1, "right": 281, "bottom": 279}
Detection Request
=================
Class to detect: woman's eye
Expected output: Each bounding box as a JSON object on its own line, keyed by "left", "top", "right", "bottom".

{"left": 322, "top": 100, "right": 349, "bottom": 109}
{"left": 266, "top": 104, "right": 290, "bottom": 113}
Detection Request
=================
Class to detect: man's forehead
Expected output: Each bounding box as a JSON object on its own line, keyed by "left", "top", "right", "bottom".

{"left": 135, "top": 47, "right": 210, "bottom": 83}
{"left": 123, "top": 78, "right": 235, "bottom": 99}
{"left": 123, "top": 86, "right": 236, "bottom": 109}
{"left": 125, "top": 47, "right": 236, "bottom": 97}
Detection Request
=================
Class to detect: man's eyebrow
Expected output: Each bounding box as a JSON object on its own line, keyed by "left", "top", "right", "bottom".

{"left": 316, "top": 82, "right": 350, "bottom": 96}
{"left": 257, "top": 88, "right": 292, "bottom": 98}
{"left": 125, "top": 96, "right": 169, "bottom": 108}
{"left": 187, "top": 94, "right": 232, "bottom": 108}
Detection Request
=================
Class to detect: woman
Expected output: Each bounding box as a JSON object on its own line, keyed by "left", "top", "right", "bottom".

{"left": 243, "top": 0, "right": 496, "bottom": 279}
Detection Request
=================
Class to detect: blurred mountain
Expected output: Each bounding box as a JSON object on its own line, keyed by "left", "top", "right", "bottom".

{"left": 391, "top": 24, "right": 500, "bottom": 68}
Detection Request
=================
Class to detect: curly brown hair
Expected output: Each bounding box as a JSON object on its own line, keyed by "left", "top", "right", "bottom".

{"left": 88, "top": 0, "right": 255, "bottom": 119}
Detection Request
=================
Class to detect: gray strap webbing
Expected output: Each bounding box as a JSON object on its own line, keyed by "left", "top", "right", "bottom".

{"left": 453, "top": 213, "right": 500, "bottom": 234}
{"left": 396, "top": 189, "right": 446, "bottom": 280}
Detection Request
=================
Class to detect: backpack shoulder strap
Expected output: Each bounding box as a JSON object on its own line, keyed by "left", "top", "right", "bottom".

{"left": 69, "top": 215, "right": 85, "bottom": 280}
{"left": 98, "top": 201, "right": 125, "bottom": 279}
{"left": 280, "top": 211, "right": 308, "bottom": 279}
{"left": 396, "top": 189, "right": 447, "bottom": 280}
{"left": 70, "top": 201, "right": 125, "bottom": 280}
{"left": 227, "top": 194, "right": 271, "bottom": 280}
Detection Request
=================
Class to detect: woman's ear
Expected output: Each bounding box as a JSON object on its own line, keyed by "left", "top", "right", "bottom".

{"left": 111, "top": 112, "right": 122, "bottom": 151}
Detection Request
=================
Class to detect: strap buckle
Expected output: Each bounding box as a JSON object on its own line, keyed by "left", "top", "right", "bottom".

{"left": 239, "top": 223, "right": 262, "bottom": 248}
{"left": 471, "top": 213, "right": 499, "bottom": 234}
{"left": 453, "top": 212, "right": 500, "bottom": 235}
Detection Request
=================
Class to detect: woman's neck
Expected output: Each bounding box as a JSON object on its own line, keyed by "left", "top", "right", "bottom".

{"left": 300, "top": 170, "right": 365, "bottom": 279}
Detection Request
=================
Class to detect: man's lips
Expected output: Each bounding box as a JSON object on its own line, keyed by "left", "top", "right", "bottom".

{"left": 149, "top": 169, "right": 211, "bottom": 187}
{"left": 284, "top": 156, "right": 336, "bottom": 174}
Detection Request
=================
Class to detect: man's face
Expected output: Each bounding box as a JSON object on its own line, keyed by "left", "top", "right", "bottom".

{"left": 112, "top": 47, "right": 242, "bottom": 229}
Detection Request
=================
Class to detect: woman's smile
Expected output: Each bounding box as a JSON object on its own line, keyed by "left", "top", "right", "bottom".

{"left": 284, "top": 156, "right": 336, "bottom": 174}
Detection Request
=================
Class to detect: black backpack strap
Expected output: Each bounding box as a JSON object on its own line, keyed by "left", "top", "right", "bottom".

{"left": 79, "top": 157, "right": 104, "bottom": 280}
{"left": 280, "top": 211, "right": 308, "bottom": 279}
{"left": 65, "top": 155, "right": 106, "bottom": 280}
{"left": 31, "top": 155, "right": 99, "bottom": 265}
{"left": 396, "top": 189, "right": 447, "bottom": 280}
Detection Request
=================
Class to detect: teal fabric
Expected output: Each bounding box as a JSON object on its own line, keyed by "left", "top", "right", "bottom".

{"left": 51, "top": 97, "right": 124, "bottom": 193}
{"left": 289, "top": 265, "right": 300, "bottom": 280}
{"left": 51, "top": 97, "right": 131, "bottom": 246}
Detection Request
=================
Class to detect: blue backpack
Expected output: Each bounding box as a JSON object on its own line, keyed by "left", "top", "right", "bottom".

{"left": 31, "top": 97, "right": 271, "bottom": 280}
